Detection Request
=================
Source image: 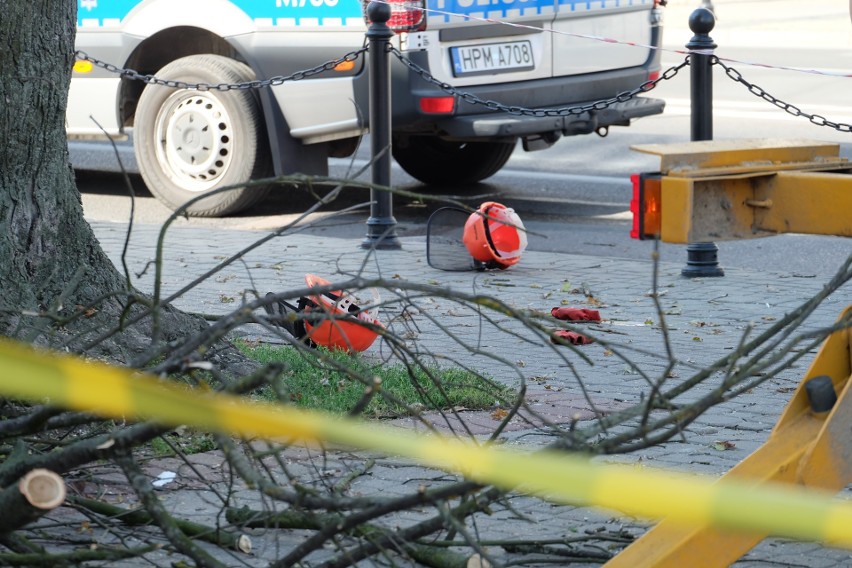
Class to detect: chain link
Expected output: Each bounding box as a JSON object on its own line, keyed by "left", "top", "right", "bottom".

{"left": 75, "top": 47, "right": 369, "bottom": 91}
{"left": 389, "top": 46, "right": 688, "bottom": 117}
{"left": 713, "top": 57, "right": 852, "bottom": 134}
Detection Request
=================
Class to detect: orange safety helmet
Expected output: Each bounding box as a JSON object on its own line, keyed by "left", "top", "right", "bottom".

{"left": 302, "top": 274, "right": 382, "bottom": 352}
{"left": 462, "top": 202, "right": 528, "bottom": 269}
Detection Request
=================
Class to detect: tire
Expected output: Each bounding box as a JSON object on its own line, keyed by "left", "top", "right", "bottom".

{"left": 392, "top": 137, "right": 516, "bottom": 185}
{"left": 134, "top": 55, "right": 271, "bottom": 217}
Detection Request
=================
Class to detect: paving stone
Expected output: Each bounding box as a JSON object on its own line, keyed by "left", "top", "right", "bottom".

{"left": 87, "top": 220, "right": 852, "bottom": 566}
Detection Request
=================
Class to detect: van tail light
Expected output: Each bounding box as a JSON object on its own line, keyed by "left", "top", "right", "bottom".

{"left": 365, "top": 0, "right": 427, "bottom": 33}
{"left": 419, "top": 96, "right": 455, "bottom": 114}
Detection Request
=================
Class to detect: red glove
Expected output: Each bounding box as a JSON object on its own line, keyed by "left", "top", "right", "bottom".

{"left": 551, "top": 307, "right": 601, "bottom": 322}
{"left": 551, "top": 330, "right": 594, "bottom": 345}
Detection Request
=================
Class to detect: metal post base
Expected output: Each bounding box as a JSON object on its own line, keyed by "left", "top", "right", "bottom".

{"left": 681, "top": 242, "right": 724, "bottom": 278}
{"left": 361, "top": 219, "right": 402, "bottom": 250}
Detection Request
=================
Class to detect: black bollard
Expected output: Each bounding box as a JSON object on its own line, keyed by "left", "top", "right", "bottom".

{"left": 361, "top": 1, "right": 402, "bottom": 250}
{"left": 682, "top": 7, "right": 724, "bottom": 278}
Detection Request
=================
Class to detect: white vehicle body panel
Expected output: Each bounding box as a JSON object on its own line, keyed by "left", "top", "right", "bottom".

{"left": 69, "top": 0, "right": 660, "bottom": 139}
{"left": 67, "top": 77, "right": 124, "bottom": 136}
{"left": 68, "top": 0, "right": 665, "bottom": 208}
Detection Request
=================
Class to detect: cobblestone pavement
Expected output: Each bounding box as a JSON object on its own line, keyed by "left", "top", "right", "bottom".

{"left": 83, "top": 219, "right": 852, "bottom": 567}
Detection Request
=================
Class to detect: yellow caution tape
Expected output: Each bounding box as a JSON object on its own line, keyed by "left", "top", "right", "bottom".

{"left": 2, "top": 338, "right": 852, "bottom": 547}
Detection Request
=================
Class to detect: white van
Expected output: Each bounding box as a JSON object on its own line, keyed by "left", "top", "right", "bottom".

{"left": 69, "top": 0, "right": 667, "bottom": 216}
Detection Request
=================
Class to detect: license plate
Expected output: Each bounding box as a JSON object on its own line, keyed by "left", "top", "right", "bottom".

{"left": 450, "top": 40, "right": 534, "bottom": 77}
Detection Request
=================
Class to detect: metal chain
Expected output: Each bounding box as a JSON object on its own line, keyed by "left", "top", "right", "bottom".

{"left": 389, "top": 45, "right": 688, "bottom": 117}
{"left": 76, "top": 45, "right": 851, "bottom": 136}
{"left": 713, "top": 56, "right": 852, "bottom": 134}
{"left": 74, "top": 47, "right": 369, "bottom": 91}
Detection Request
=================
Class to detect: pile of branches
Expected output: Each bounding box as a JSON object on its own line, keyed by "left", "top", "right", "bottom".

{"left": 0, "top": 201, "right": 849, "bottom": 566}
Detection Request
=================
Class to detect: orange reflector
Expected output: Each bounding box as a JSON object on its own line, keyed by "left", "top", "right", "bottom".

{"left": 419, "top": 96, "right": 455, "bottom": 114}
{"left": 630, "top": 173, "right": 662, "bottom": 240}
{"left": 334, "top": 60, "right": 356, "bottom": 72}
{"left": 73, "top": 60, "right": 94, "bottom": 74}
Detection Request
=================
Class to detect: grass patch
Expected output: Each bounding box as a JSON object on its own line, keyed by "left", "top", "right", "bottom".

{"left": 148, "top": 429, "right": 217, "bottom": 457}
{"left": 236, "top": 341, "right": 514, "bottom": 418}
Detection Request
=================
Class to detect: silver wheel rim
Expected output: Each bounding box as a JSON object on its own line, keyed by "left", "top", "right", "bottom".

{"left": 154, "top": 91, "right": 235, "bottom": 193}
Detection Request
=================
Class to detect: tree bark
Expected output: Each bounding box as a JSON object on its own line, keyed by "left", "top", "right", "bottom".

{"left": 0, "top": 1, "right": 211, "bottom": 359}
{"left": 0, "top": 2, "right": 119, "bottom": 327}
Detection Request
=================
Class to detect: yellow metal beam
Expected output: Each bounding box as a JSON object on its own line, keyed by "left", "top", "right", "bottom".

{"left": 654, "top": 170, "right": 852, "bottom": 243}
{"left": 753, "top": 171, "right": 852, "bottom": 238}
{"left": 607, "top": 307, "right": 852, "bottom": 568}
{"left": 632, "top": 138, "right": 845, "bottom": 177}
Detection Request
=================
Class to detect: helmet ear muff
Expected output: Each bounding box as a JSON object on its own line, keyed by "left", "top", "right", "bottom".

{"left": 480, "top": 204, "right": 502, "bottom": 259}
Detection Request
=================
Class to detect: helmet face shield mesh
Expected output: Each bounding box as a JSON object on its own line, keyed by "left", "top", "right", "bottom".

{"left": 427, "top": 207, "right": 483, "bottom": 271}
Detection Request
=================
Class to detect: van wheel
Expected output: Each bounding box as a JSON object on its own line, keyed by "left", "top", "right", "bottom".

{"left": 134, "top": 55, "right": 270, "bottom": 217}
{"left": 392, "top": 137, "right": 515, "bottom": 185}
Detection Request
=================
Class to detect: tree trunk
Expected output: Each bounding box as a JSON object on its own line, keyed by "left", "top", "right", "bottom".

{"left": 0, "top": 1, "right": 211, "bottom": 359}
{"left": 0, "top": 1, "right": 128, "bottom": 337}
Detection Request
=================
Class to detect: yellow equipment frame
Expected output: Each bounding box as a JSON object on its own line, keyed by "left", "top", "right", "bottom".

{"left": 607, "top": 306, "right": 852, "bottom": 567}
{"left": 612, "top": 138, "right": 852, "bottom": 566}
{"left": 631, "top": 139, "right": 852, "bottom": 244}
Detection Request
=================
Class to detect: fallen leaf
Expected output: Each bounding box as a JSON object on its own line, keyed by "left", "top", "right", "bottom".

{"left": 712, "top": 440, "right": 736, "bottom": 451}
{"left": 491, "top": 408, "right": 508, "bottom": 420}
{"left": 76, "top": 305, "right": 99, "bottom": 318}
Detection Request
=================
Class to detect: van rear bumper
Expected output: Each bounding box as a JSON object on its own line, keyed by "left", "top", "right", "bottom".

{"left": 435, "top": 96, "right": 665, "bottom": 139}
